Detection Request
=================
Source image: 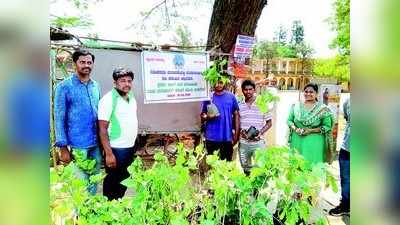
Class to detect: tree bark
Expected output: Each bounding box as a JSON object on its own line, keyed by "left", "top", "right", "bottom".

{"left": 206, "top": 0, "right": 268, "bottom": 53}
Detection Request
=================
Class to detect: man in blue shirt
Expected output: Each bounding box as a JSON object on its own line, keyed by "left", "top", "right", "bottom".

{"left": 200, "top": 79, "right": 240, "bottom": 161}
{"left": 54, "top": 49, "right": 102, "bottom": 195}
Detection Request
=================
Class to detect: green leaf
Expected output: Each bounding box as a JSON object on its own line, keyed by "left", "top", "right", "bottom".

{"left": 201, "top": 219, "right": 215, "bottom": 225}
{"left": 187, "top": 156, "right": 198, "bottom": 170}
{"left": 175, "top": 143, "right": 186, "bottom": 167}
{"left": 202, "top": 59, "right": 230, "bottom": 86}
{"left": 121, "top": 178, "right": 136, "bottom": 188}
{"left": 327, "top": 172, "right": 339, "bottom": 193}
{"left": 88, "top": 159, "right": 96, "bottom": 170}
{"left": 171, "top": 216, "right": 189, "bottom": 225}
{"left": 128, "top": 158, "right": 143, "bottom": 175}
{"left": 298, "top": 201, "right": 310, "bottom": 220}
{"left": 255, "top": 90, "right": 280, "bottom": 113}
{"left": 100, "top": 213, "right": 113, "bottom": 222}
{"left": 89, "top": 173, "right": 105, "bottom": 184}
{"left": 286, "top": 209, "right": 298, "bottom": 225}
{"left": 316, "top": 217, "right": 328, "bottom": 225}
{"left": 279, "top": 204, "right": 289, "bottom": 220}
{"left": 253, "top": 200, "right": 271, "bottom": 218}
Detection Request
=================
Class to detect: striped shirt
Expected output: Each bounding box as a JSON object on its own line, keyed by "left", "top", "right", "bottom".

{"left": 239, "top": 100, "right": 272, "bottom": 131}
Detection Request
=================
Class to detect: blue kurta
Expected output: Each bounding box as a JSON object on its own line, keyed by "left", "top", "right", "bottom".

{"left": 54, "top": 74, "right": 101, "bottom": 148}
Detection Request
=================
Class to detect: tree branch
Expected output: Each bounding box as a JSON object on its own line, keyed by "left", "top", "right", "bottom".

{"left": 126, "top": 0, "right": 167, "bottom": 30}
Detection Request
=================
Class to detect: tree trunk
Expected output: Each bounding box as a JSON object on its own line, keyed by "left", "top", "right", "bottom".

{"left": 206, "top": 0, "right": 268, "bottom": 53}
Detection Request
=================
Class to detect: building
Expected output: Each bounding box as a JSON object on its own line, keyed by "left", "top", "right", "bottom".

{"left": 243, "top": 58, "right": 314, "bottom": 90}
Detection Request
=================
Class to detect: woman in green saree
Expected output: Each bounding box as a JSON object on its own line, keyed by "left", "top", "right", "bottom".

{"left": 287, "top": 83, "right": 334, "bottom": 165}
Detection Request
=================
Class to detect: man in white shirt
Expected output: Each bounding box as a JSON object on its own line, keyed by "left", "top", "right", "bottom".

{"left": 98, "top": 68, "right": 138, "bottom": 200}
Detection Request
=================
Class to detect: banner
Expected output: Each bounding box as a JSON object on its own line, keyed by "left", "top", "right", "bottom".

{"left": 142, "top": 51, "right": 209, "bottom": 104}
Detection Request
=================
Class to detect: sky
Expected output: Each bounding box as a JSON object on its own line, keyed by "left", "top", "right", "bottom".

{"left": 256, "top": 0, "right": 337, "bottom": 57}
{"left": 50, "top": 0, "right": 337, "bottom": 57}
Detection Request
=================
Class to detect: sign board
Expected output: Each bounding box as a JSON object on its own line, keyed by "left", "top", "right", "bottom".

{"left": 319, "top": 84, "right": 341, "bottom": 121}
{"left": 85, "top": 48, "right": 203, "bottom": 133}
{"left": 233, "top": 35, "right": 256, "bottom": 58}
{"left": 142, "top": 51, "right": 209, "bottom": 104}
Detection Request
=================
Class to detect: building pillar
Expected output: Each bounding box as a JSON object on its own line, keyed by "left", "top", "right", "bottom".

{"left": 293, "top": 78, "right": 296, "bottom": 89}
{"left": 278, "top": 60, "right": 281, "bottom": 74}
{"left": 299, "top": 76, "right": 303, "bottom": 90}
{"left": 284, "top": 77, "right": 288, "bottom": 90}
{"left": 286, "top": 60, "right": 289, "bottom": 74}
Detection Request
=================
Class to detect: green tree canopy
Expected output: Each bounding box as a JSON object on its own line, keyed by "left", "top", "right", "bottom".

{"left": 254, "top": 20, "right": 314, "bottom": 60}
{"left": 313, "top": 56, "right": 349, "bottom": 82}
{"left": 295, "top": 42, "right": 314, "bottom": 59}
{"left": 276, "top": 44, "right": 297, "bottom": 58}
{"left": 172, "top": 25, "right": 192, "bottom": 47}
{"left": 51, "top": 16, "right": 93, "bottom": 28}
{"left": 253, "top": 40, "right": 298, "bottom": 59}
{"left": 316, "top": 0, "right": 350, "bottom": 83}
{"left": 50, "top": 0, "right": 102, "bottom": 28}
{"left": 329, "top": 0, "right": 350, "bottom": 56}
{"left": 253, "top": 41, "right": 278, "bottom": 59}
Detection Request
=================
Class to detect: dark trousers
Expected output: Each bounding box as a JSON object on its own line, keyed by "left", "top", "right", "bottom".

{"left": 339, "top": 149, "right": 350, "bottom": 209}
{"left": 103, "top": 147, "right": 135, "bottom": 200}
{"left": 387, "top": 150, "right": 400, "bottom": 209}
{"left": 205, "top": 140, "right": 233, "bottom": 161}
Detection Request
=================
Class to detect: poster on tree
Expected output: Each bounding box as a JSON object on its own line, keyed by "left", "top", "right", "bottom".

{"left": 229, "top": 35, "right": 256, "bottom": 77}
{"left": 142, "top": 51, "right": 210, "bottom": 104}
{"left": 233, "top": 35, "right": 256, "bottom": 58}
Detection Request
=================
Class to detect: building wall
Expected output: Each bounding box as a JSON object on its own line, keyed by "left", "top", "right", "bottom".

{"left": 240, "top": 58, "right": 313, "bottom": 91}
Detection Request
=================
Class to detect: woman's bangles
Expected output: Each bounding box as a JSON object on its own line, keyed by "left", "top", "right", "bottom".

{"left": 290, "top": 125, "right": 323, "bottom": 135}
{"left": 290, "top": 125, "right": 305, "bottom": 135}
{"left": 297, "top": 128, "right": 305, "bottom": 135}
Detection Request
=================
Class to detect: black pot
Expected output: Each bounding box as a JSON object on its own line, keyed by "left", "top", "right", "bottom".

{"left": 246, "top": 126, "right": 259, "bottom": 140}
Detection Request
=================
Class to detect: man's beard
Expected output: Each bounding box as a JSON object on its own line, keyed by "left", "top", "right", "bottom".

{"left": 81, "top": 68, "right": 91, "bottom": 73}
{"left": 115, "top": 88, "right": 128, "bottom": 96}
